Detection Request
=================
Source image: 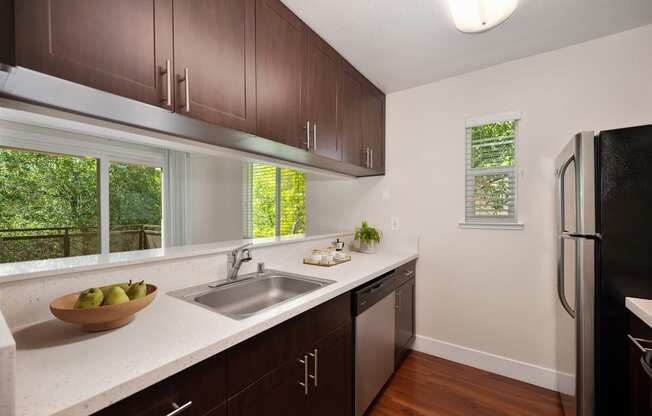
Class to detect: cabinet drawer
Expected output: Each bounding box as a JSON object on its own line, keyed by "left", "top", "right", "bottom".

{"left": 93, "top": 352, "right": 226, "bottom": 416}
{"left": 395, "top": 260, "right": 416, "bottom": 288}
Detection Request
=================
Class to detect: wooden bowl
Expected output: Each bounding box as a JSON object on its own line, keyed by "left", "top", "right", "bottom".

{"left": 50, "top": 285, "right": 157, "bottom": 332}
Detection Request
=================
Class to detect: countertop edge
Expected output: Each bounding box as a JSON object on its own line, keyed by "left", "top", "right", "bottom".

{"left": 626, "top": 297, "right": 652, "bottom": 328}
{"left": 45, "top": 252, "right": 419, "bottom": 416}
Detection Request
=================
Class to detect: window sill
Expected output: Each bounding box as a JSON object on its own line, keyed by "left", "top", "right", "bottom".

{"left": 0, "top": 231, "right": 353, "bottom": 284}
{"left": 458, "top": 221, "right": 525, "bottom": 230}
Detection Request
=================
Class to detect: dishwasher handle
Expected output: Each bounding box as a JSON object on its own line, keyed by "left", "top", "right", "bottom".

{"left": 353, "top": 271, "right": 396, "bottom": 316}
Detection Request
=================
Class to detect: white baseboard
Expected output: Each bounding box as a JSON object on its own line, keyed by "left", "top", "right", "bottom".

{"left": 411, "top": 335, "right": 573, "bottom": 393}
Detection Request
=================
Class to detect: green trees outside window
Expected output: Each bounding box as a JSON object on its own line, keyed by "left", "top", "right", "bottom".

{"left": 0, "top": 147, "right": 162, "bottom": 263}
{"left": 247, "top": 163, "right": 305, "bottom": 238}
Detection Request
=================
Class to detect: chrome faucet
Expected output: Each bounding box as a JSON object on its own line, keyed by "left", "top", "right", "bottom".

{"left": 226, "top": 243, "right": 253, "bottom": 281}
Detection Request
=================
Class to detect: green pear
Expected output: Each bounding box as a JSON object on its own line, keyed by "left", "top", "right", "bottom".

{"left": 102, "top": 286, "right": 130, "bottom": 306}
{"left": 126, "top": 280, "right": 147, "bottom": 300}
{"left": 74, "top": 288, "right": 104, "bottom": 309}
{"left": 100, "top": 281, "right": 131, "bottom": 298}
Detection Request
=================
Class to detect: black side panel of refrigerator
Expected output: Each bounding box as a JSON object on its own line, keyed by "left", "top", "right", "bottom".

{"left": 596, "top": 124, "right": 652, "bottom": 416}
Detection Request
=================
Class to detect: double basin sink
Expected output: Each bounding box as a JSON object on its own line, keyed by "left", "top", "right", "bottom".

{"left": 169, "top": 270, "right": 335, "bottom": 320}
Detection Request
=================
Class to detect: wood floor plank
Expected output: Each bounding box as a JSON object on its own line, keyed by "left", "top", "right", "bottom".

{"left": 367, "top": 351, "right": 564, "bottom": 416}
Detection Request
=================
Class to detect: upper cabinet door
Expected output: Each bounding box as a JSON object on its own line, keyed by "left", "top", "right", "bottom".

{"left": 14, "top": 0, "right": 174, "bottom": 109}
{"left": 255, "top": 0, "right": 305, "bottom": 147}
{"left": 339, "top": 63, "right": 365, "bottom": 168}
{"left": 173, "top": 0, "right": 256, "bottom": 133}
{"left": 303, "top": 31, "right": 341, "bottom": 161}
{"left": 362, "top": 83, "right": 386, "bottom": 172}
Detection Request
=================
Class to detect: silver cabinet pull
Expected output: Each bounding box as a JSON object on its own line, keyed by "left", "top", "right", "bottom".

{"left": 404, "top": 269, "right": 414, "bottom": 277}
{"left": 308, "top": 348, "right": 318, "bottom": 387}
{"left": 370, "top": 148, "right": 374, "bottom": 169}
{"left": 178, "top": 68, "right": 190, "bottom": 112}
{"left": 160, "top": 59, "right": 171, "bottom": 107}
{"left": 365, "top": 147, "right": 370, "bottom": 168}
{"left": 313, "top": 124, "right": 317, "bottom": 150}
{"left": 396, "top": 289, "right": 401, "bottom": 310}
{"left": 298, "top": 355, "right": 308, "bottom": 395}
{"left": 305, "top": 121, "right": 311, "bottom": 150}
{"left": 165, "top": 401, "right": 192, "bottom": 416}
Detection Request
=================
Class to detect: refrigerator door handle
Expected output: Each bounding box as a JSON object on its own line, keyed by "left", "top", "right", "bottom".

{"left": 557, "top": 235, "right": 576, "bottom": 319}
{"left": 557, "top": 156, "right": 577, "bottom": 319}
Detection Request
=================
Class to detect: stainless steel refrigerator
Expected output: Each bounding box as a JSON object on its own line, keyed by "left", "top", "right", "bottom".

{"left": 555, "top": 125, "right": 652, "bottom": 416}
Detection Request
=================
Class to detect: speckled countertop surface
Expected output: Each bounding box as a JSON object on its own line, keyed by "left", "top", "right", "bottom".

{"left": 626, "top": 297, "right": 652, "bottom": 329}
{"left": 9, "top": 250, "right": 417, "bottom": 416}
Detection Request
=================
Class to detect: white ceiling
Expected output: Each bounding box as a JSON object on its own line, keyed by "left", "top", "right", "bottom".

{"left": 281, "top": 0, "right": 652, "bottom": 93}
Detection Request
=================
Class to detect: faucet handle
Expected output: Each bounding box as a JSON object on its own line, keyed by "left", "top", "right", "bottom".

{"left": 241, "top": 248, "right": 253, "bottom": 261}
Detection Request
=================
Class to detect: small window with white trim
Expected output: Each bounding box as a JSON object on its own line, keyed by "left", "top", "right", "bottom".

{"left": 463, "top": 113, "right": 521, "bottom": 228}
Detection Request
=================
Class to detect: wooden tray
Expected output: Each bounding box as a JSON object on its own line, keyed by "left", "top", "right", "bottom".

{"left": 303, "top": 255, "right": 351, "bottom": 267}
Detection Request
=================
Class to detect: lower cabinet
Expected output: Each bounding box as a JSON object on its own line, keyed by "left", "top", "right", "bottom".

{"left": 93, "top": 352, "right": 226, "bottom": 416}
{"left": 310, "top": 324, "right": 353, "bottom": 416}
{"left": 395, "top": 261, "right": 416, "bottom": 368}
{"left": 628, "top": 312, "right": 652, "bottom": 416}
{"left": 228, "top": 358, "right": 307, "bottom": 416}
{"left": 94, "top": 293, "right": 352, "bottom": 416}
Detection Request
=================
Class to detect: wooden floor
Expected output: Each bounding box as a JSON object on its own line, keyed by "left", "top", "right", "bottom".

{"left": 368, "top": 351, "right": 564, "bottom": 416}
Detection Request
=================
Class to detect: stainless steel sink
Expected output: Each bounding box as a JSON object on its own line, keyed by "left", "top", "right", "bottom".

{"left": 169, "top": 271, "right": 335, "bottom": 320}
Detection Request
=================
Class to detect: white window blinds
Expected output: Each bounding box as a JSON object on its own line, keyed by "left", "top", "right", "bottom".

{"left": 243, "top": 163, "right": 305, "bottom": 238}
{"left": 465, "top": 116, "right": 519, "bottom": 224}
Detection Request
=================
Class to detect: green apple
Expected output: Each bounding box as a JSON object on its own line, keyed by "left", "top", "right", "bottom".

{"left": 102, "top": 286, "right": 130, "bottom": 306}
{"left": 126, "top": 280, "right": 147, "bottom": 300}
{"left": 74, "top": 288, "right": 104, "bottom": 309}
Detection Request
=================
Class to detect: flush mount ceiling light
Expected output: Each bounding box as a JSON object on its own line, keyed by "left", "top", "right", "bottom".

{"left": 448, "top": 0, "right": 519, "bottom": 33}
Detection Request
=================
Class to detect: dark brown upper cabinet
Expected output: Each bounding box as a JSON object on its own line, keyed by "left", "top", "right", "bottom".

{"left": 173, "top": 0, "right": 257, "bottom": 133}
{"left": 7, "top": 0, "right": 385, "bottom": 177}
{"left": 339, "top": 62, "right": 366, "bottom": 168}
{"left": 255, "top": 0, "right": 305, "bottom": 148}
{"left": 14, "top": 0, "right": 174, "bottom": 110}
{"left": 362, "top": 82, "right": 386, "bottom": 172}
{"left": 302, "top": 29, "right": 341, "bottom": 161}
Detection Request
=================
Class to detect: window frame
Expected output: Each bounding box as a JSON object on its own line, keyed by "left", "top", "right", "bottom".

{"left": 459, "top": 111, "right": 524, "bottom": 230}
{"left": 243, "top": 162, "right": 306, "bottom": 239}
{"left": 0, "top": 120, "right": 167, "bottom": 255}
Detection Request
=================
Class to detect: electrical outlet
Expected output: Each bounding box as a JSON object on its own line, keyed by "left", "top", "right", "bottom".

{"left": 391, "top": 216, "right": 400, "bottom": 231}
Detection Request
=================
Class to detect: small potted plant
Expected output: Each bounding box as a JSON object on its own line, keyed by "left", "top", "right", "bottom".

{"left": 354, "top": 221, "right": 382, "bottom": 254}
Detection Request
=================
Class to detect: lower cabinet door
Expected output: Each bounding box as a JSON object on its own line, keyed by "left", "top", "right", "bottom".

{"left": 228, "top": 357, "right": 307, "bottom": 416}
{"left": 309, "top": 323, "right": 353, "bottom": 416}
{"left": 395, "top": 277, "right": 415, "bottom": 367}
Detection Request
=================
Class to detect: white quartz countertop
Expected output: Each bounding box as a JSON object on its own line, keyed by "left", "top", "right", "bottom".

{"left": 626, "top": 297, "right": 652, "bottom": 328}
{"left": 10, "top": 250, "right": 417, "bottom": 416}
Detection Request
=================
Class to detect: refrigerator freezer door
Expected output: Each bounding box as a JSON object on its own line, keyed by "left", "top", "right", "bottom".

{"left": 555, "top": 132, "right": 597, "bottom": 416}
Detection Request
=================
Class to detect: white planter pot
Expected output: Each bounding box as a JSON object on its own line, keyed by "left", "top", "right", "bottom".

{"left": 357, "top": 240, "right": 377, "bottom": 254}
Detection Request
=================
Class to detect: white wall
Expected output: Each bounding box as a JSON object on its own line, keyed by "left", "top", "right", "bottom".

{"left": 307, "top": 24, "right": 652, "bottom": 380}
{"left": 189, "top": 154, "right": 243, "bottom": 244}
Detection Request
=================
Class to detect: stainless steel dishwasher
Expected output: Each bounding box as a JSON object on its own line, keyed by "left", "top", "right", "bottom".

{"left": 353, "top": 271, "right": 396, "bottom": 416}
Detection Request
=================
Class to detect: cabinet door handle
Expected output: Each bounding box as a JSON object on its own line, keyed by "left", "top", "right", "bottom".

{"left": 178, "top": 68, "right": 190, "bottom": 112}
{"left": 308, "top": 348, "right": 318, "bottom": 387}
{"left": 313, "top": 124, "right": 317, "bottom": 150}
{"left": 298, "top": 355, "right": 308, "bottom": 395}
{"left": 160, "top": 59, "right": 171, "bottom": 107}
{"left": 305, "top": 121, "right": 311, "bottom": 150}
{"left": 404, "top": 269, "right": 414, "bottom": 277}
{"left": 365, "top": 147, "right": 370, "bottom": 168}
{"left": 165, "top": 401, "right": 192, "bottom": 416}
{"left": 370, "top": 148, "right": 374, "bottom": 169}
{"left": 396, "top": 289, "right": 401, "bottom": 310}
